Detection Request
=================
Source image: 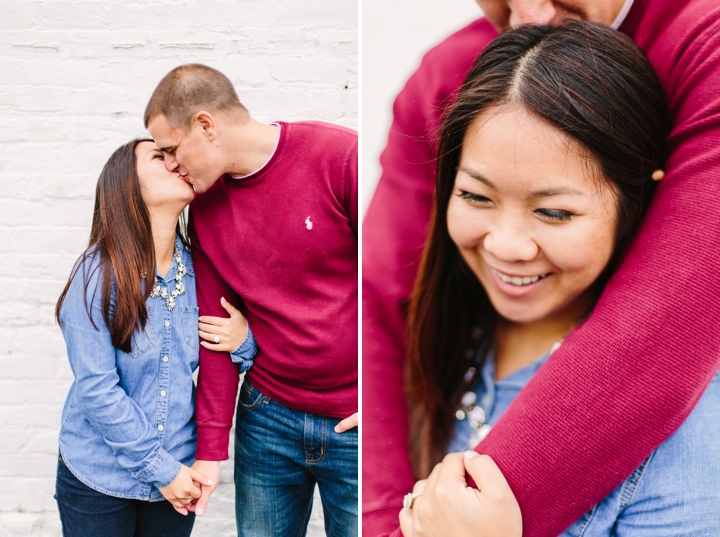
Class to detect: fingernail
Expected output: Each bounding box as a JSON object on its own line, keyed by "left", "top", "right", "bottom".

{"left": 196, "top": 508, "right": 204, "bottom": 516}
{"left": 464, "top": 450, "right": 478, "bottom": 459}
{"left": 208, "top": 480, "right": 214, "bottom": 486}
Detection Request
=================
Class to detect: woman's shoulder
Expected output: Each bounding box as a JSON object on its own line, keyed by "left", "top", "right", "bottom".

{"left": 617, "top": 371, "right": 720, "bottom": 528}
{"left": 60, "top": 247, "right": 114, "bottom": 321}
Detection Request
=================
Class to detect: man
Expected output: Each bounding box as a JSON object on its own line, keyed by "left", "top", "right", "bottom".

{"left": 363, "top": 0, "right": 720, "bottom": 535}
{"left": 145, "top": 64, "right": 358, "bottom": 536}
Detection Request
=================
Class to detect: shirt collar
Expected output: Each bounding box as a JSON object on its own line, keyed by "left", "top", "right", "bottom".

{"left": 610, "top": 0, "right": 634, "bottom": 29}
{"left": 229, "top": 122, "right": 282, "bottom": 180}
{"left": 156, "top": 235, "right": 194, "bottom": 282}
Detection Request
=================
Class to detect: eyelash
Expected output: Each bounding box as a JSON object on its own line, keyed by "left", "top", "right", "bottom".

{"left": 535, "top": 209, "right": 573, "bottom": 222}
{"left": 458, "top": 191, "right": 490, "bottom": 204}
{"left": 458, "top": 191, "right": 573, "bottom": 221}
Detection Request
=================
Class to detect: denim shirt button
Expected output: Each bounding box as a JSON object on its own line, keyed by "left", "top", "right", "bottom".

{"left": 160, "top": 390, "right": 167, "bottom": 397}
{"left": 164, "top": 321, "right": 170, "bottom": 328}
{"left": 157, "top": 424, "right": 164, "bottom": 432}
{"left": 162, "top": 356, "right": 169, "bottom": 362}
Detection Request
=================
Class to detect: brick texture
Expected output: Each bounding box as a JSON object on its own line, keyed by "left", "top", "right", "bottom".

{"left": 0, "top": 1, "right": 357, "bottom": 535}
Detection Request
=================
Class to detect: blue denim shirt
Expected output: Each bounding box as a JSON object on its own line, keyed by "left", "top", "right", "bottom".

{"left": 58, "top": 236, "right": 257, "bottom": 501}
{"left": 450, "top": 347, "right": 720, "bottom": 536}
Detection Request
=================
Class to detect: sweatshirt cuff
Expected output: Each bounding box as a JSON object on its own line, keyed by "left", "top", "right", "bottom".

{"left": 229, "top": 322, "right": 258, "bottom": 372}
{"left": 135, "top": 448, "right": 182, "bottom": 488}
{"left": 195, "top": 426, "right": 231, "bottom": 461}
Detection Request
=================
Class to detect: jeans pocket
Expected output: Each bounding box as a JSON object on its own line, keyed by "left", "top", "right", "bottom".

{"left": 182, "top": 306, "right": 200, "bottom": 351}
{"left": 238, "top": 381, "right": 265, "bottom": 410}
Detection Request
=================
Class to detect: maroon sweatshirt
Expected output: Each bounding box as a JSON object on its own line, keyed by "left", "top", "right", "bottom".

{"left": 363, "top": 1, "right": 720, "bottom": 536}
{"left": 191, "top": 121, "right": 358, "bottom": 460}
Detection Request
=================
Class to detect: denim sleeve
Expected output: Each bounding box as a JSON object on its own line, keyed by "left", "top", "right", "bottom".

{"left": 59, "top": 256, "right": 181, "bottom": 489}
{"left": 229, "top": 321, "right": 258, "bottom": 373}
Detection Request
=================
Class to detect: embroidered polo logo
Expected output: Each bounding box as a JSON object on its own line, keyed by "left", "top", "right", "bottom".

{"left": 305, "top": 217, "right": 313, "bottom": 230}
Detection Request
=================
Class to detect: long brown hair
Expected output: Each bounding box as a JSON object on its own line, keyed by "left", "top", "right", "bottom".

{"left": 407, "top": 21, "right": 670, "bottom": 477}
{"left": 56, "top": 139, "right": 189, "bottom": 353}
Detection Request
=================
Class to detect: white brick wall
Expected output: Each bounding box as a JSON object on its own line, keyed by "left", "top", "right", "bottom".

{"left": 0, "top": 1, "right": 357, "bottom": 535}
{"left": 362, "top": 0, "right": 481, "bottom": 214}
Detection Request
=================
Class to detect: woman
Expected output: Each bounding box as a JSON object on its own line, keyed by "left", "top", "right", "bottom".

{"left": 54, "top": 139, "right": 257, "bottom": 536}
{"left": 400, "top": 21, "right": 720, "bottom": 536}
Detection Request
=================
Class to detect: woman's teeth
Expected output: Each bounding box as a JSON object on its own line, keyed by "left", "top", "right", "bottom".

{"left": 493, "top": 269, "right": 548, "bottom": 286}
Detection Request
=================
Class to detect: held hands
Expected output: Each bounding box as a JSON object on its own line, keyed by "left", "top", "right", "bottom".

{"left": 159, "top": 464, "right": 214, "bottom": 516}
{"left": 399, "top": 452, "right": 522, "bottom": 537}
{"left": 335, "top": 412, "right": 358, "bottom": 433}
{"left": 185, "top": 460, "right": 221, "bottom": 517}
{"left": 199, "top": 297, "right": 248, "bottom": 351}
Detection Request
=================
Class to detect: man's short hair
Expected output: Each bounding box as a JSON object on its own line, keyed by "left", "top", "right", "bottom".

{"left": 144, "top": 64, "right": 248, "bottom": 131}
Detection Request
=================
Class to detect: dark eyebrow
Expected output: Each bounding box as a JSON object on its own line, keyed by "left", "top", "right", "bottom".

{"left": 457, "top": 166, "right": 496, "bottom": 190}
{"left": 158, "top": 145, "right": 176, "bottom": 154}
{"left": 457, "top": 166, "right": 585, "bottom": 197}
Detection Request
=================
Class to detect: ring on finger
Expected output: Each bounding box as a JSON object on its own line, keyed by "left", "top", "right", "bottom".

{"left": 213, "top": 334, "right": 220, "bottom": 344}
{"left": 403, "top": 492, "right": 423, "bottom": 509}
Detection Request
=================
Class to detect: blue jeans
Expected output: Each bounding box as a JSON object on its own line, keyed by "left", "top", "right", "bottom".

{"left": 234, "top": 379, "right": 358, "bottom": 537}
{"left": 55, "top": 457, "right": 195, "bottom": 537}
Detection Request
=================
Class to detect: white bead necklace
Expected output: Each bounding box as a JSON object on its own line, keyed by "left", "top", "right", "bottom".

{"left": 149, "top": 245, "right": 187, "bottom": 311}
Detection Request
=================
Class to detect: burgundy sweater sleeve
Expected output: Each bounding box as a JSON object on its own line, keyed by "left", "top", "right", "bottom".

{"left": 189, "top": 209, "right": 241, "bottom": 461}
{"left": 364, "top": 5, "right": 720, "bottom": 537}
{"left": 362, "top": 20, "right": 495, "bottom": 536}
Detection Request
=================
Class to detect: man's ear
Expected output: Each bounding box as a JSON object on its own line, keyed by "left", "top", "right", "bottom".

{"left": 194, "top": 111, "right": 217, "bottom": 141}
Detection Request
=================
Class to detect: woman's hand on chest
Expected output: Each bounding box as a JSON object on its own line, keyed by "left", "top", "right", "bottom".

{"left": 399, "top": 451, "right": 522, "bottom": 537}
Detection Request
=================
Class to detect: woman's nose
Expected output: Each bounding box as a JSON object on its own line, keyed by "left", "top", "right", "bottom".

{"left": 509, "top": 0, "right": 558, "bottom": 26}
{"left": 483, "top": 218, "right": 539, "bottom": 262}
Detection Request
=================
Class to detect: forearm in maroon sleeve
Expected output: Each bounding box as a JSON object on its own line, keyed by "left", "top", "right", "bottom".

{"left": 362, "top": 19, "right": 496, "bottom": 536}
{"left": 189, "top": 212, "right": 242, "bottom": 461}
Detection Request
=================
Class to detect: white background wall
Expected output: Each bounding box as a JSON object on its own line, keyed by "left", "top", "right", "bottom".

{"left": 0, "top": 1, "right": 357, "bottom": 535}
{"left": 362, "top": 0, "right": 482, "bottom": 214}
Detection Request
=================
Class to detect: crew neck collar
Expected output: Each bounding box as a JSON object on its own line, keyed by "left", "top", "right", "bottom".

{"left": 229, "top": 122, "right": 282, "bottom": 180}
{"left": 611, "top": 0, "right": 634, "bottom": 30}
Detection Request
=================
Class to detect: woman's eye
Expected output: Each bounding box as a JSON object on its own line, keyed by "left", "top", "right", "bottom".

{"left": 536, "top": 208, "right": 572, "bottom": 222}
{"left": 153, "top": 154, "right": 165, "bottom": 160}
{"left": 458, "top": 191, "right": 491, "bottom": 204}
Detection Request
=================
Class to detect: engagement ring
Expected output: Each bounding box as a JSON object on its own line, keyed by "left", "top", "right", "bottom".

{"left": 213, "top": 335, "right": 220, "bottom": 343}
{"left": 403, "top": 492, "right": 423, "bottom": 509}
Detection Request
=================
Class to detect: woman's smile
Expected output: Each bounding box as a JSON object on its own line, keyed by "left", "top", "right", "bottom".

{"left": 488, "top": 267, "right": 552, "bottom": 297}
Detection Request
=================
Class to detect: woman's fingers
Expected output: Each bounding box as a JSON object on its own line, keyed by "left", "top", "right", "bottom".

{"left": 199, "top": 328, "right": 222, "bottom": 342}
{"left": 463, "top": 452, "right": 514, "bottom": 499}
{"left": 171, "top": 504, "right": 189, "bottom": 516}
{"left": 399, "top": 507, "right": 415, "bottom": 536}
{"left": 220, "top": 296, "right": 241, "bottom": 317}
{"left": 199, "top": 317, "right": 227, "bottom": 330}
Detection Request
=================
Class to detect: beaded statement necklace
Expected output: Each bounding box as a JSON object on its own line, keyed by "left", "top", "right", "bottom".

{"left": 454, "top": 326, "right": 564, "bottom": 450}
{"left": 149, "top": 244, "right": 187, "bottom": 311}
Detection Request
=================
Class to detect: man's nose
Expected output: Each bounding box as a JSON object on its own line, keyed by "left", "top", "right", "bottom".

{"left": 164, "top": 154, "right": 178, "bottom": 173}
{"left": 483, "top": 217, "right": 539, "bottom": 262}
{"left": 509, "top": 0, "right": 558, "bottom": 26}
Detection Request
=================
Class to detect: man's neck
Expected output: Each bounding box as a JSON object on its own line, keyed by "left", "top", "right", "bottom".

{"left": 226, "top": 119, "right": 281, "bottom": 177}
